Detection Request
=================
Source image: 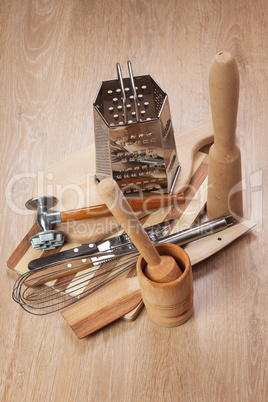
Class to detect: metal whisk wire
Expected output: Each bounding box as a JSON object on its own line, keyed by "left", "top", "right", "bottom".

{"left": 12, "top": 251, "right": 139, "bottom": 315}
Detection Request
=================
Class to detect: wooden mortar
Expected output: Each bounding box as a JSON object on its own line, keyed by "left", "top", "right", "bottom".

{"left": 136, "top": 243, "right": 193, "bottom": 327}
{"left": 98, "top": 178, "right": 193, "bottom": 327}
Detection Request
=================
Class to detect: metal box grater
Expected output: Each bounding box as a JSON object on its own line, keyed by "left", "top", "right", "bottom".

{"left": 93, "top": 61, "right": 180, "bottom": 194}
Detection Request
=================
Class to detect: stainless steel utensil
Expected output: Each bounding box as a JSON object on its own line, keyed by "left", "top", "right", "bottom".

{"left": 93, "top": 61, "right": 180, "bottom": 194}
{"left": 28, "top": 219, "right": 175, "bottom": 270}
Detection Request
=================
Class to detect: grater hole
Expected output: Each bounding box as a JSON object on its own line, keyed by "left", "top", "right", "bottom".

{"left": 127, "top": 104, "right": 131, "bottom": 110}
{"left": 129, "top": 95, "right": 134, "bottom": 102}
{"left": 141, "top": 85, "right": 147, "bottom": 91}
{"left": 113, "top": 97, "right": 118, "bottom": 104}
{"left": 138, "top": 94, "right": 143, "bottom": 100}
{"left": 131, "top": 111, "right": 136, "bottom": 117}
{"left": 125, "top": 87, "right": 130, "bottom": 92}
{"left": 144, "top": 101, "right": 149, "bottom": 108}
{"left": 116, "top": 88, "right": 121, "bottom": 94}
{"left": 108, "top": 107, "right": 114, "bottom": 113}
{"left": 140, "top": 110, "right": 146, "bottom": 117}
{"left": 114, "top": 114, "right": 119, "bottom": 120}
{"left": 107, "top": 90, "right": 113, "bottom": 95}
{"left": 117, "top": 105, "right": 123, "bottom": 111}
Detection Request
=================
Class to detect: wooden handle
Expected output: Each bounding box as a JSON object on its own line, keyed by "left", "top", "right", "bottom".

{"left": 98, "top": 178, "right": 183, "bottom": 283}
{"left": 207, "top": 52, "right": 243, "bottom": 219}
{"left": 173, "top": 119, "right": 214, "bottom": 193}
{"left": 209, "top": 51, "right": 239, "bottom": 153}
{"left": 60, "top": 192, "right": 184, "bottom": 222}
{"left": 97, "top": 178, "right": 162, "bottom": 267}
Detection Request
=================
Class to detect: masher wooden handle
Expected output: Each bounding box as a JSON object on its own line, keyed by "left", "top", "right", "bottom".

{"left": 207, "top": 51, "right": 243, "bottom": 219}
{"left": 60, "top": 192, "right": 184, "bottom": 222}
{"left": 97, "top": 178, "right": 162, "bottom": 267}
{"left": 209, "top": 51, "right": 239, "bottom": 153}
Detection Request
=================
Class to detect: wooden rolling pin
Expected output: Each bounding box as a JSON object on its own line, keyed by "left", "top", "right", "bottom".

{"left": 207, "top": 51, "right": 243, "bottom": 219}
{"left": 97, "top": 178, "right": 183, "bottom": 283}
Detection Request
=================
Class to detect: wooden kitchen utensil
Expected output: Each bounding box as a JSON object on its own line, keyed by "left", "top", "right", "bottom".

{"left": 97, "top": 178, "right": 183, "bottom": 283}
{"left": 98, "top": 178, "right": 193, "bottom": 327}
{"left": 137, "top": 243, "right": 193, "bottom": 327}
{"left": 61, "top": 277, "right": 142, "bottom": 339}
{"left": 60, "top": 192, "right": 184, "bottom": 221}
{"left": 207, "top": 52, "right": 243, "bottom": 219}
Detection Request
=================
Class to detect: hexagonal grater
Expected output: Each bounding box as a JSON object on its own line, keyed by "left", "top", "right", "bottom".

{"left": 93, "top": 61, "right": 180, "bottom": 194}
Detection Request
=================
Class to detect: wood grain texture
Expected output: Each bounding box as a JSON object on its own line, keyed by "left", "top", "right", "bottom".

{"left": 60, "top": 192, "right": 185, "bottom": 221}
{"left": 207, "top": 52, "right": 243, "bottom": 218}
{"left": 61, "top": 277, "right": 142, "bottom": 339}
{"left": 2, "top": 1, "right": 267, "bottom": 401}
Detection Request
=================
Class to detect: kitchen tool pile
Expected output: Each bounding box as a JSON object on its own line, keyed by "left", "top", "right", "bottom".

{"left": 8, "top": 53, "right": 255, "bottom": 338}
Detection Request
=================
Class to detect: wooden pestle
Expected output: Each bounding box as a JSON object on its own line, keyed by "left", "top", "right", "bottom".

{"left": 97, "top": 178, "right": 182, "bottom": 283}
{"left": 207, "top": 51, "right": 243, "bottom": 219}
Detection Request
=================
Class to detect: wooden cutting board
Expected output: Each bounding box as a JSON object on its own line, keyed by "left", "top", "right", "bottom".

{"left": 7, "top": 137, "right": 255, "bottom": 337}
{"left": 7, "top": 151, "right": 209, "bottom": 325}
{"left": 7, "top": 119, "right": 213, "bottom": 330}
{"left": 7, "top": 151, "right": 208, "bottom": 278}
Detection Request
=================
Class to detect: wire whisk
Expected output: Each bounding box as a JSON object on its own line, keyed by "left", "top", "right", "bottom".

{"left": 12, "top": 251, "right": 139, "bottom": 315}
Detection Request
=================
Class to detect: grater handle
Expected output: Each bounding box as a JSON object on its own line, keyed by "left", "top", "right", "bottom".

{"left": 127, "top": 61, "right": 140, "bottom": 121}
{"left": 116, "top": 63, "right": 127, "bottom": 124}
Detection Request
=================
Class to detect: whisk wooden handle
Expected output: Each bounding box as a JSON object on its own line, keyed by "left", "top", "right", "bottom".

{"left": 97, "top": 178, "right": 162, "bottom": 267}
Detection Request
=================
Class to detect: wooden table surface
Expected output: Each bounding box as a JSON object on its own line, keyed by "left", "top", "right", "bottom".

{"left": 1, "top": 1, "right": 267, "bottom": 401}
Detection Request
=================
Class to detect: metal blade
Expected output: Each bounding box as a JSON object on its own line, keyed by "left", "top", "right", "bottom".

{"left": 97, "top": 218, "right": 175, "bottom": 252}
{"left": 28, "top": 219, "right": 175, "bottom": 270}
